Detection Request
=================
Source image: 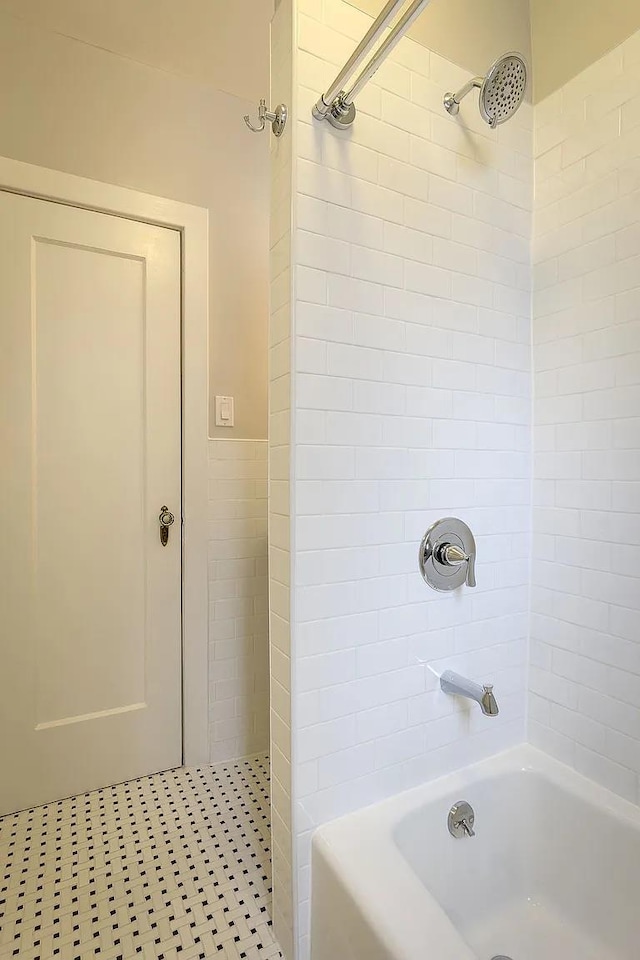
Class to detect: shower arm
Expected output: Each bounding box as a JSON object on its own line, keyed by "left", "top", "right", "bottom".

{"left": 443, "top": 76, "right": 483, "bottom": 116}
{"left": 313, "top": 0, "right": 433, "bottom": 128}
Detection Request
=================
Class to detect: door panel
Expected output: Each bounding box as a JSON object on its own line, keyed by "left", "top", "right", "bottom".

{"left": 0, "top": 192, "right": 182, "bottom": 814}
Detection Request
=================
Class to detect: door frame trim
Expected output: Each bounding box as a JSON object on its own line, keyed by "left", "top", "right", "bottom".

{"left": 0, "top": 156, "right": 210, "bottom": 765}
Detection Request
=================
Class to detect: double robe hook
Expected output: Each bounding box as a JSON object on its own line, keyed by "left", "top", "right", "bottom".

{"left": 243, "top": 99, "right": 288, "bottom": 138}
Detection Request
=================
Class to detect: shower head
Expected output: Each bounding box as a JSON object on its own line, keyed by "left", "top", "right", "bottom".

{"left": 444, "top": 52, "right": 528, "bottom": 128}
{"left": 480, "top": 52, "right": 528, "bottom": 126}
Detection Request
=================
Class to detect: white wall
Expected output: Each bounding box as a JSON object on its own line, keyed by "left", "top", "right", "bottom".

{"left": 270, "top": 1, "right": 534, "bottom": 956}
{"left": 207, "top": 440, "right": 269, "bottom": 762}
{"left": 531, "top": 29, "right": 640, "bottom": 803}
{"left": 0, "top": 8, "right": 270, "bottom": 438}
{"left": 0, "top": 7, "right": 273, "bottom": 766}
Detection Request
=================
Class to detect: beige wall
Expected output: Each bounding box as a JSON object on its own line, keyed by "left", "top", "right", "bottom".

{"left": 0, "top": 4, "right": 271, "bottom": 438}
{"left": 347, "top": 0, "right": 531, "bottom": 85}
{"left": 532, "top": 0, "right": 640, "bottom": 101}
{"left": 0, "top": 0, "right": 273, "bottom": 108}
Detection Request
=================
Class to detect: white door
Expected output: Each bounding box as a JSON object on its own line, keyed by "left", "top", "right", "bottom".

{"left": 0, "top": 191, "right": 182, "bottom": 815}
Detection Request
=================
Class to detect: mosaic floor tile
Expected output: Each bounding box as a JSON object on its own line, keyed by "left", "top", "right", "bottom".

{"left": 0, "top": 754, "right": 282, "bottom": 960}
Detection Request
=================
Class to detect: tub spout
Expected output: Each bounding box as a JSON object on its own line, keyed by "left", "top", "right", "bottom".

{"left": 440, "top": 670, "right": 499, "bottom": 717}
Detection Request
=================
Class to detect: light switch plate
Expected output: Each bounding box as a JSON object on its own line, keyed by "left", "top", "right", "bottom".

{"left": 215, "top": 395, "right": 235, "bottom": 427}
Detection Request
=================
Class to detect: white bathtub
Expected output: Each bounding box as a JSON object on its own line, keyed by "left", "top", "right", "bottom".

{"left": 311, "top": 745, "right": 640, "bottom": 960}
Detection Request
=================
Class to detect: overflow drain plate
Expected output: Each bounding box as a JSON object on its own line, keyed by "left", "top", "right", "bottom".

{"left": 491, "top": 956, "right": 514, "bottom": 960}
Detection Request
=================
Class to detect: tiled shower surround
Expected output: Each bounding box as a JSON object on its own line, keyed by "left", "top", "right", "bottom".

{"left": 269, "top": 4, "right": 640, "bottom": 958}
{"left": 270, "top": 1, "right": 533, "bottom": 955}
{"left": 530, "top": 32, "right": 640, "bottom": 801}
{"left": 269, "top": 1, "right": 295, "bottom": 955}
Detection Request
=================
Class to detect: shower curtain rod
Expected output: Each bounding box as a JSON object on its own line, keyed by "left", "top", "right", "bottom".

{"left": 312, "top": 0, "right": 433, "bottom": 129}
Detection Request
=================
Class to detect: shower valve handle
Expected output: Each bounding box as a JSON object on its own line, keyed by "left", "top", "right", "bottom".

{"left": 419, "top": 518, "right": 477, "bottom": 592}
{"left": 437, "top": 541, "right": 476, "bottom": 588}
{"left": 438, "top": 543, "right": 468, "bottom": 566}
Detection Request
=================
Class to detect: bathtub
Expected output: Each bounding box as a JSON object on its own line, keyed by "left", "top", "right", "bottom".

{"left": 311, "top": 745, "right": 640, "bottom": 960}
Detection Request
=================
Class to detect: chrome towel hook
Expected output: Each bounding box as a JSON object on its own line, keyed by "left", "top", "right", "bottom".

{"left": 243, "top": 99, "right": 288, "bottom": 138}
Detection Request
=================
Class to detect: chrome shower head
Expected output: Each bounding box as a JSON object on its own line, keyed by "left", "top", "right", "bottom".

{"left": 444, "top": 52, "right": 528, "bottom": 128}
{"left": 480, "top": 52, "right": 528, "bottom": 126}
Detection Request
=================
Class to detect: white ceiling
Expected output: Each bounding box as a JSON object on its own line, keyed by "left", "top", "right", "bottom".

{"left": 0, "top": 0, "right": 274, "bottom": 104}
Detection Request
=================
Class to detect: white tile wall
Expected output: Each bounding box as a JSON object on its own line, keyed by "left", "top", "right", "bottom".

{"left": 207, "top": 439, "right": 269, "bottom": 763}
{"left": 286, "top": 2, "right": 533, "bottom": 956}
{"left": 531, "top": 29, "right": 640, "bottom": 805}
{"left": 269, "top": 12, "right": 640, "bottom": 960}
{"left": 270, "top": 1, "right": 295, "bottom": 957}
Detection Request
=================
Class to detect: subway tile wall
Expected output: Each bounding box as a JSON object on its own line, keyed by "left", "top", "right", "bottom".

{"left": 288, "top": 2, "right": 533, "bottom": 955}
{"left": 207, "top": 439, "right": 269, "bottom": 763}
{"left": 269, "top": 0, "right": 295, "bottom": 955}
{"left": 531, "top": 30, "right": 640, "bottom": 804}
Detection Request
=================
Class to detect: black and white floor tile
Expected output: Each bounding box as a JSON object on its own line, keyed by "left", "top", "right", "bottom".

{"left": 0, "top": 754, "right": 283, "bottom": 960}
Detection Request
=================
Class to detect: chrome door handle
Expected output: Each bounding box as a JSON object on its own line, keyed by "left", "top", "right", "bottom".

{"left": 159, "top": 506, "right": 175, "bottom": 546}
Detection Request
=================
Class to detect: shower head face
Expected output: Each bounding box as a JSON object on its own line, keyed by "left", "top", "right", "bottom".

{"left": 480, "top": 52, "right": 527, "bottom": 127}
